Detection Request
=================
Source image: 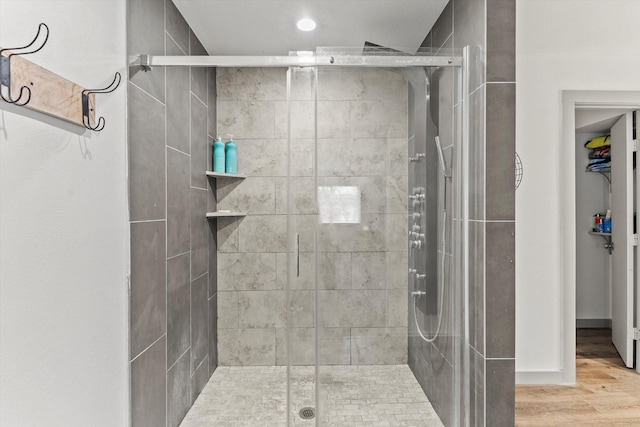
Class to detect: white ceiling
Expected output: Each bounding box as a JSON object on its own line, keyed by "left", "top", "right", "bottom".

{"left": 173, "top": 0, "right": 449, "bottom": 56}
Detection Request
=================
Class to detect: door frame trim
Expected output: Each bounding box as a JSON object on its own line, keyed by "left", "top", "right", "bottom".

{"left": 561, "top": 90, "right": 640, "bottom": 384}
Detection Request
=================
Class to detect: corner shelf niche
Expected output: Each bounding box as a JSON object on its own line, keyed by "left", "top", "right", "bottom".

{"left": 205, "top": 170, "right": 247, "bottom": 218}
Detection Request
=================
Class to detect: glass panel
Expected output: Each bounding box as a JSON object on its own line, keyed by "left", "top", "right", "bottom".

{"left": 286, "top": 65, "right": 318, "bottom": 426}
{"left": 285, "top": 49, "right": 466, "bottom": 426}
{"left": 312, "top": 60, "right": 465, "bottom": 426}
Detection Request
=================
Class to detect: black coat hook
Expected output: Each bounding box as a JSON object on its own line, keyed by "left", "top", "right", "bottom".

{"left": 82, "top": 72, "right": 121, "bottom": 131}
{"left": 0, "top": 23, "right": 49, "bottom": 106}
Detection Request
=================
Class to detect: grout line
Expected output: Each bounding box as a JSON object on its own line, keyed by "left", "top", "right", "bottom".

{"left": 130, "top": 333, "right": 166, "bottom": 363}
{"left": 130, "top": 219, "right": 166, "bottom": 224}
{"left": 128, "top": 80, "right": 165, "bottom": 107}
{"left": 192, "top": 92, "right": 207, "bottom": 107}
{"left": 165, "top": 31, "right": 187, "bottom": 56}
{"left": 167, "top": 250, "right": 191, "bottom": 261}
{"left": 167, "top": 346, "right": 191, "bottom": 373}
{"left": 192, "top": 271, "right": 208, "bottom": 282}
{"left": 162, "top": 4, "right": 169, "bottom": 425}
{"left": 167, "top": 145, "right": 191, "bottom": 157}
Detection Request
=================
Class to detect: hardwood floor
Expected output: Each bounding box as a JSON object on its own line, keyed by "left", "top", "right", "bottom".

{"left": 515, "top": 329, "right": 640, "bottom": 426}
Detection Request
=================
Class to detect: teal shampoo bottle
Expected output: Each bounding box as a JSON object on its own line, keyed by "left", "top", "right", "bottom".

{"left": 213, "top": 137, "right": 225, "bottom": 173}
{"left": 225, "top": 139, "right": 237, "bottom": 174}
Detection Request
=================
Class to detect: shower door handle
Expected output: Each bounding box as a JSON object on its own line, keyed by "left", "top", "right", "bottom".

{"left": 295, "top": 233, "right": 300, "bottom": 277}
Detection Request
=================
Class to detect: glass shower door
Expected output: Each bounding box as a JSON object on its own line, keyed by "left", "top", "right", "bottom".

{"left": 286, "top": 50, "right": 465, "bottom": 426}
{"left": 285, "top": 65, "right": 319, "bottom": 425}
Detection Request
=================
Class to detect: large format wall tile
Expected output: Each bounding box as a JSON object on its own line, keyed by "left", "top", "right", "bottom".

{"left": 238, "top": 291, "right": 286, "bottom": 329}
{"left": 351, "top": 252, "right": 386, "bottom": 289}
{"left": 130, "top": 221, "right": 166, "bottom": 358}
{"left": 208, "top": 294, "right": 218, "bottom": 376}
{"left": 128, "top": 0, "right": 165, "bottom": 103}
{"left": 238, "top": 215, "right": 287, "bottom": 253}
{"left": 275, "top": 177, "right": 316, "bottom": 215}
{"left": 191, "top": 274, "right": 209, "bottom": 372}
{"left": 387, "top": 138, "right": 409, "bottom": 176}
{"left": 351, "top": 328, "right": 407, "bottom": 364}
{"left": 276, "top": 252, "right": 315, "bottom": 290}
{"left": 485, "top": 222, "right": 515, "bottom": 358}
{"left": 318, "top": 290, "right": 387, "bottom": 328}
{"left": 218, "top": 328, "right": 276, "bottom": 365}
{"left": 217, "top": 291, "right": 239, "bottom": 329}
{"left": 191, "top": 188, "right": 209, "bottom": 279}
{"left": 486, "top": 359, "right": 514, "bottom": 426}
{"left": 167, "top": 350, "right": 191, "bottom": 427}
{"left": 167, "top": 253, "right": 191, "bottom": 367}
{"left": 350, "top": 100, "right": 408, "bottom": 138}
{"left": 317, "top": 139, "right": 386, "bottom": 177}
{"left": 191, "top": 355, "right": 209, "bottom": 401}
{"left": 129, "top": 83, "right": 166, "bottom": 222}
{"left": 388, "top": 289, "right": 408, "bottom": 327}
{"left": 166, "top": 37, "right": 190, "bottom": 155}
{"left": 234, "top": 139, "right": 287, "bottom": 177}
{"left": 216, "top": 217, "right": 240, "bottom": 253}
{"left": 318, "top": 214, "right": 385, "bottom": 252}
{"left": 485, "top": 83, "right": 516, "bottom": 221}
{"left": 167, "top": 148, "right": 190, "bottom": 257}
{"left": 218, "top": 101, "right": 276, "bottom": 138}
{"left": 165, "top": 0, "right": 189, "bottom": 54}
{"left": 131, "top": 336, "right": 166, "bottom": 427}
{"left": 218, "top": 253, "right": 277, "bottom": 291}
{"left": 191, "top": 96, "right": 208, "bottom": 190}
{"left": 218, "top": 177, "right": 277, "bottom": 215}
{"left": 487, "top": 0, "right": 516, "bottom": 82}
{"left": 189, "top": 31, "right": 208, "bottom": 105}
{"left": 275, "top": 327, "right": 352, "bottom": 366}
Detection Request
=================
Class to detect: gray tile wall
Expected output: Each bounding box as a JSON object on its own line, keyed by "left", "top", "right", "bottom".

{"left": 127, "top": 0, "right": 218, "bottom": 425}
{"left": 408, "top": 1, "right": 516, "bottom": 426}
{"left": 216, "top": 67, "right": 409, "bottom": 366}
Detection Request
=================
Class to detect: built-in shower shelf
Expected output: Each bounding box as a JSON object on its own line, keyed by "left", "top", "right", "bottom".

{"left": 206, "top": 211, "right": 247, "bottom": 218}
{"left": 206, "top": 171, "right": 246, "bottom": 179}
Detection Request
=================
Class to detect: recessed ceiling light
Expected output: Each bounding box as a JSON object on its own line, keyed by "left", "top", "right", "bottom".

{"left": 296, "top": 18, "right": 316, "bottom": 32}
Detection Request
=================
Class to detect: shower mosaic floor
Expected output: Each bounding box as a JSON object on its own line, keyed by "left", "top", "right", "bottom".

{"left": 181, "top": 364, "right": 443, "bottom": 427}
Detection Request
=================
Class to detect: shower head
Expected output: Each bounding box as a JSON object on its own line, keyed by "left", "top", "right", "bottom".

{"left": 435, "top": 136, "right": 450, "bottom": 178}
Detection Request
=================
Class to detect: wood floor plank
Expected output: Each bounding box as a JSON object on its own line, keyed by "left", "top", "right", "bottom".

{"left": 515, "top": 329, "right": 640, "bottom": 426}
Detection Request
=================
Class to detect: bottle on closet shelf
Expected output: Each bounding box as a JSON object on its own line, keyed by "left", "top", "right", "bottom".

{"left": 213, "top": 137, "right": 225, "bottom": 173}
{"left": 603, "top": 209, "right": 612, "bottom": 233}
{"left": 225, "top": 137, "right": 237, "bottom": 174}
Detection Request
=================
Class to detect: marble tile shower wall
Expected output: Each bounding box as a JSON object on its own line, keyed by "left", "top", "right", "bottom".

{"left": 408, "top": 1, "right": 517, "bottom": 426}
{"left": 216, "top": 67, "right": 409, "bottom": 366}
{"left": 127, "top": 1, "right": 218, "bottom": 426}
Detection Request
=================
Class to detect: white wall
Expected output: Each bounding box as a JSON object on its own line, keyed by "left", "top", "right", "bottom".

{"left": 0, "top": 1, "right": 128, "bottom": 425}
{"left": 516, "top": 0, "right": 640, "bottom": 377}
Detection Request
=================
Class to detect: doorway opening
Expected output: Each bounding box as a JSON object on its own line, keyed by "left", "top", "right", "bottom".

{"left": 562, "top": 90, "right": 640, "bottom": 385}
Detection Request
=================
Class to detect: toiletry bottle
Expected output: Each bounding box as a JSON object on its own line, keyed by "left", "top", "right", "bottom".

{"left": 213, "top": 137, "right": 225, "bottom": 173}
{"left": 225, "top": 138, "right": 237, "bottom": 174}
{"left": 604, "top": 209, "right": 612, "bottom": 233}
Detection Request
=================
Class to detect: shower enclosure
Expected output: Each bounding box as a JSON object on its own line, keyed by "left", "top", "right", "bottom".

{"left": 148, "top": 47, "right": 468, "bottom": 426}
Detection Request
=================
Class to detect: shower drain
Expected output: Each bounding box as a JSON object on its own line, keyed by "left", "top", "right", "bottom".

{"left": 299, "top": 407, "right": 315, "bottom": 420}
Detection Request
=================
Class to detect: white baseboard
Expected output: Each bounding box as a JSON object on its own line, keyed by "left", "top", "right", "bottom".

{"left": 515, "top": 370, "right": 566, "bottom": 385}
{"left": 576, "top": 318, "right": 611, "bottom": 328}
